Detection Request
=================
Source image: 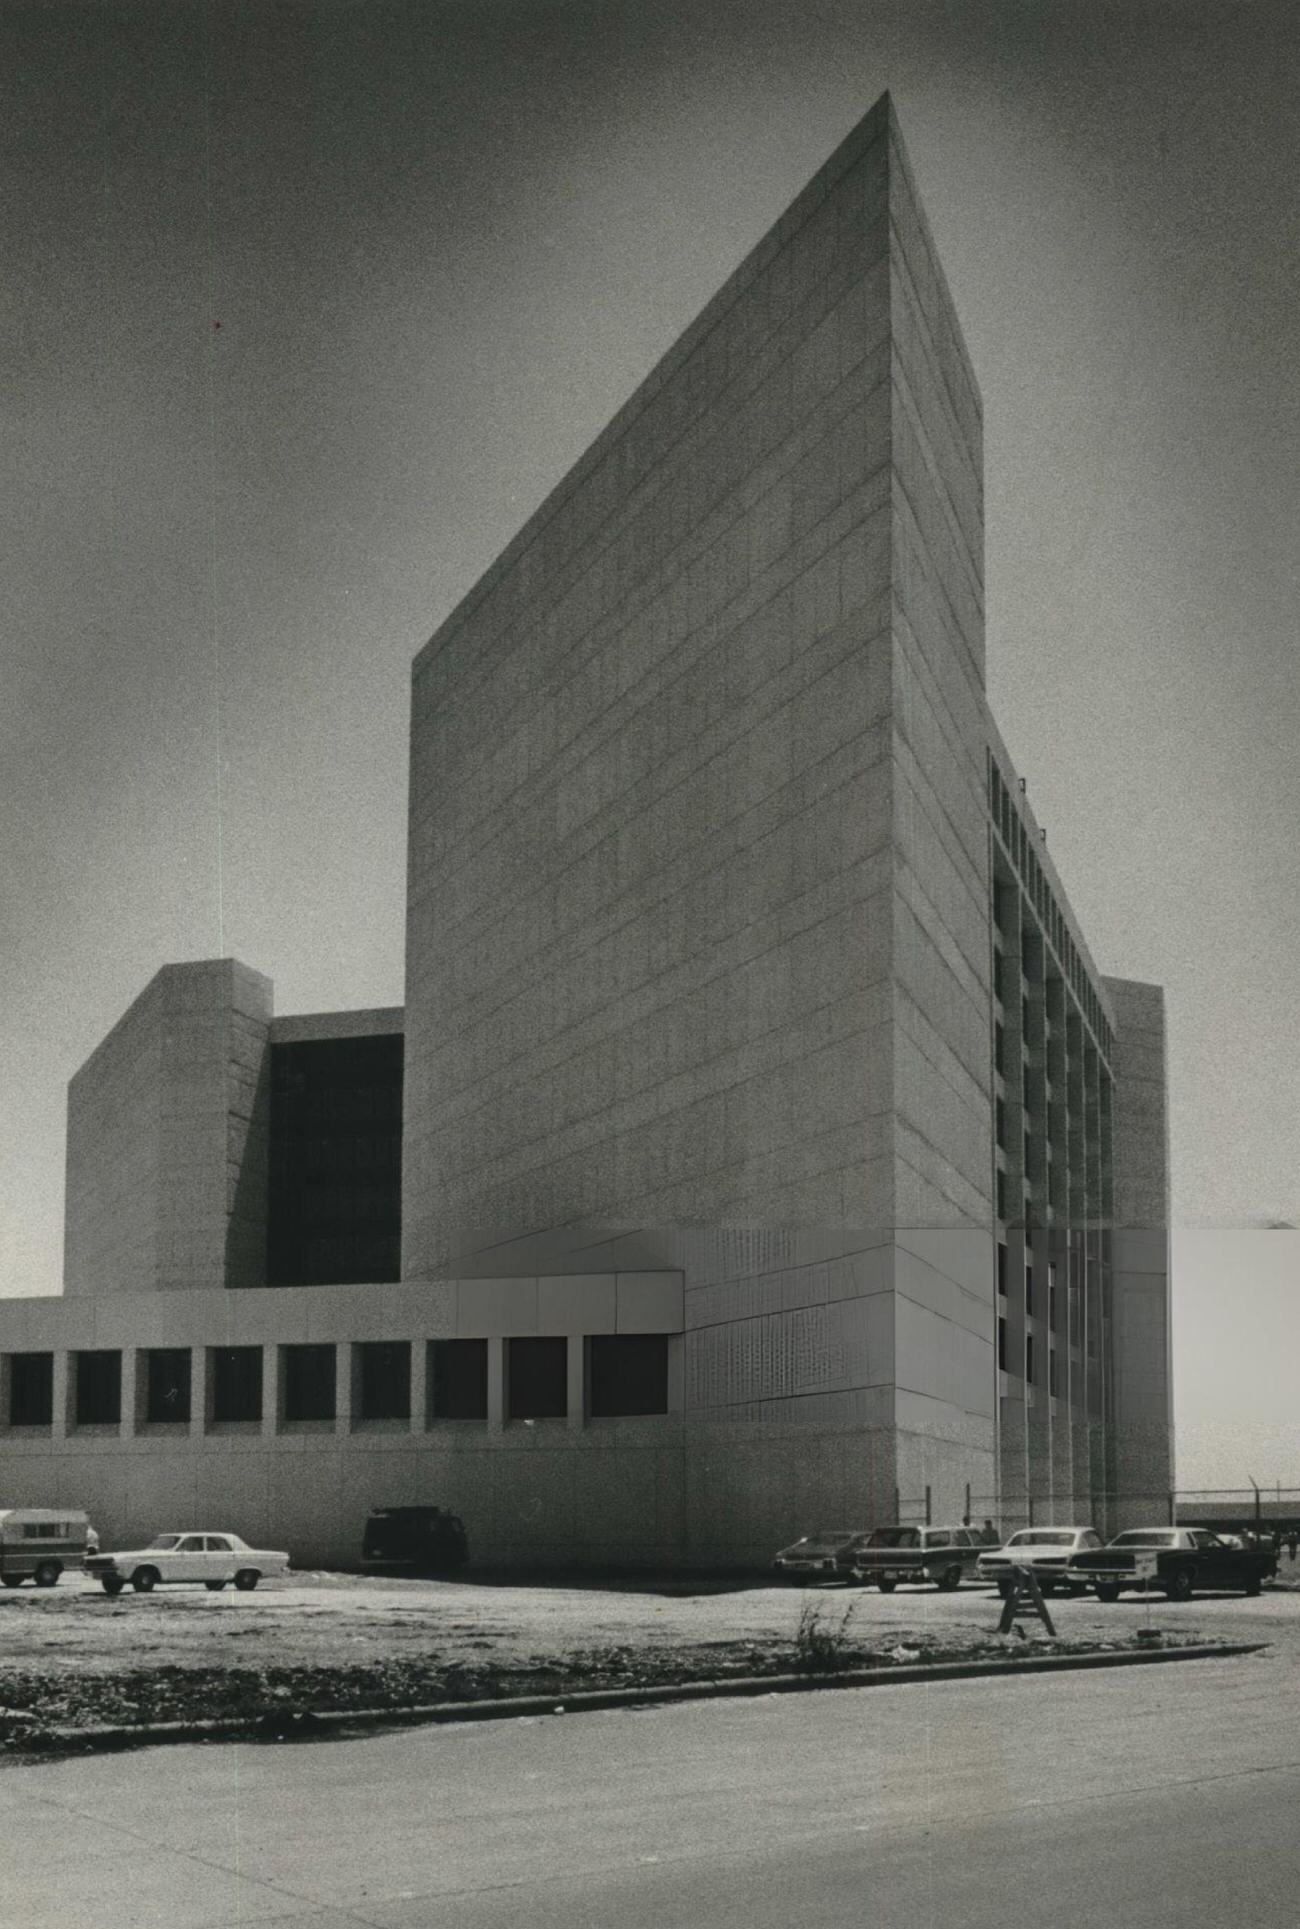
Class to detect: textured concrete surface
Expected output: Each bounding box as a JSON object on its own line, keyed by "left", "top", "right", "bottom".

{"left": 64, "top": 960, "right": 273, "bottom": 1296}
{"left": 0, "top": 1645, "right": 1291, "bottom": 1926}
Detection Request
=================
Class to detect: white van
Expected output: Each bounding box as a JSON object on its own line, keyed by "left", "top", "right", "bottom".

{"left": 0, "top": 1509, "right": 97, "bottom": 1587}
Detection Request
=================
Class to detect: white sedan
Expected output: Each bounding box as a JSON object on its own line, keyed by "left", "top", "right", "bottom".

{"left": 85, "top": 1532, "right": 289, "bottom": 1597}
{"left": 977, "top": 1526, "right": 1104, "bottom": 1595}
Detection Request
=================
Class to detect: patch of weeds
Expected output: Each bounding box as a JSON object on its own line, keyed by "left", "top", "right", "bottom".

{"left": 793, "top": 1596, "right": 861, "bottom": 1673}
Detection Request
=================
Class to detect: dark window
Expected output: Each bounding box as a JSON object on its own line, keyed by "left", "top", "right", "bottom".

{"left": 282, "top": 1344, "right": 336, "bottom": 1423}
{"left": 74, "top": 1351, "right": 121, "bottom": 1426}
{"left": 429, "top": 1339, "right": 488, "bottom": 1420}
{"left": 211, "top": 1347, "right": 263, "bottom": 1423}
{"left": 143, "top": 1348, "right": 191, "bottom": 1424}
{"left": 1025, "top": 1265, "right": 1034, "bottom": 1316}
{"left": 996, "top": 1243, "right": 1008, "bottom": 1298}
{"left": 992, "top": 951, "right": 1004, "bottom": 1001}
{"left": 1026, "top": 1334, "right": 1035, "bottom": 1385}
{"left": 508, "top": 1337, "right": 567, "bottom": 1420}
{"left": 7, "top": 1353, "right": 53, "bottom": 1427}
{"left": 267, "top": 1033, "right": 404, "bottom": 1286}
{"left": 589, "top": 1335, "right": 669, "bottom": 1417}
{"left": 997, "top": 1317, "right": 1007, "bottom": 1371}
{"left": 355, "top": 1341, "right": 410, "bottom": 1421}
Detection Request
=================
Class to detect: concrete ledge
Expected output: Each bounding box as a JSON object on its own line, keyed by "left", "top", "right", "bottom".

{"left": 27, "top": 1641, "right": 1265, "bottom": 1757}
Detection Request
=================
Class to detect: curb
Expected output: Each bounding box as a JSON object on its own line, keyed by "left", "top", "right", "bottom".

{"left": 20, "top": 1640, "right": 1267, "bottom": 1757}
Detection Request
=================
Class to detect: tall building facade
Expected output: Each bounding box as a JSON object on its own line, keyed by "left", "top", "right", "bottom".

{"left": 0, "top": 95, "right": 1171, "bottom": 1566}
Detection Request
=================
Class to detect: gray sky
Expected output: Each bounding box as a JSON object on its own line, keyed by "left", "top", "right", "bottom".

{"left": 2, "top": 2, "right": 1297, "bottom": 1478}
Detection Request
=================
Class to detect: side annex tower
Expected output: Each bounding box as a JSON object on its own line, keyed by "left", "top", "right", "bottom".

{"left": 0, "top": 96, "right": 1173, "bottom": 1568}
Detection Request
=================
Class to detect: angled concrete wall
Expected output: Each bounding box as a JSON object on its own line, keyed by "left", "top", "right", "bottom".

{"left": 65, "top": 961, "right": 273, "bottom": 1295}
{"left": 402, "top": 93, "right": 997, "bottom": 1528}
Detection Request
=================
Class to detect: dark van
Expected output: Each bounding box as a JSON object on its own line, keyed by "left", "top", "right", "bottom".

{"left": 361, "top": 1506, "right": 469, "bottom": 1576}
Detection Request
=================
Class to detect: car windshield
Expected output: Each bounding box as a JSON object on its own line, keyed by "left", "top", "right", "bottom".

{"left": 145, "top": 1535, "right": 183, "bottom": 1551}
{"left": 866, "top": 1528, "right": 920, "bottom": 1549}
{"left": 1008, "top": 1531, "right": 1075, "bottom": 1547}
{"left": 1111, "top": 1531, "right": 1177, "bottom": 1548}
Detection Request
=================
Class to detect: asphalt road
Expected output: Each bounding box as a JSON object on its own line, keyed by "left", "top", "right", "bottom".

{"left": 3, "top": 1646, "right": 1298, "bottom": 1927}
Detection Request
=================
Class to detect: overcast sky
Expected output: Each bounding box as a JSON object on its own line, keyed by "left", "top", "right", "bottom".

{"left": 2, "top": 2, "right": 1296, "bottom": 1482}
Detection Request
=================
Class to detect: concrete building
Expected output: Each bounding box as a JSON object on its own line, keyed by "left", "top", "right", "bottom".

{"left": 0, "top": 94, "right": 1172, "bottom": 1567}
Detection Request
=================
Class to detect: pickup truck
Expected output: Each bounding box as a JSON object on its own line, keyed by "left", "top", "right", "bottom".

{"left": 848, "top": 1525, "right": 987, "bottom": 1592}
{"left": 1068, "top": 1527, "right": 1277, "bottom": 1602}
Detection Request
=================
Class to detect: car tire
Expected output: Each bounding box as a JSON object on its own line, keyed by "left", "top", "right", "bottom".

{"left": 131, "top": 1567, "right": 160, "bottom": 1594}
{"left": 1095, "top": 1583, "right": 1121, "bottom": 1603}
{"left": 234, "top": 1569, "right": 260, "bottom": 1592}
{"left": 1, "top": 1576, "right": 23, "bottom": 1588}
{"left": 1245, "top": 1576, "right": 1262, "bottom": 1597}
{"left": 205, "top": 1580, "right": 228, "bottom": 1592}
{"left": 877, "top": 1578, "right": 897, "bottom": 1594}
{"left": 1165, "top": 1570, "right": 1194, "bottom": 1604}
{"left": 101, "top": 1577, "right": 126, "bottom": 1597}
{"left": 937, "top": 1566, "right": 962, "bottom": 1592}
{"left": 34, "top": 1562, "right": 61, "bottom": 1588}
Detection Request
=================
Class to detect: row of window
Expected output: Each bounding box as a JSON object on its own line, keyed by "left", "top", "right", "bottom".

{"left": 1, "top": 1335, "right": 672, "bottom": 1431}
{"left": 997, "top": 1318, "right": 1060, "bottom": 1396}
{"left": 988, "top": 760, "right": 1114, "bottom": 1063}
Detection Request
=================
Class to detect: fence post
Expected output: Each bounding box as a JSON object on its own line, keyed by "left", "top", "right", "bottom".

{"left": 965, "top": 1482, "right": 972, "bottom": 1524}
{"left": 1028, "top": 1492, "right": 1035, "bottom": 1526}
{"left": 924, "top": 1485, "right": 932, "bottom": 1527}
{"left": 893, "top": 1486, "right": 900, "bottom": 1525}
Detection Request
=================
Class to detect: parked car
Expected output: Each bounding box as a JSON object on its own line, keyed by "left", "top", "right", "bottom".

{"left": 849, "top": 1525, "right": 987, "bottom": 1592}
{"left": 977, "top": 1526, "right": 1104, "bottom": 1596}
{"left": 1068, "top": 1527, "right": 1277, "bottom": 1602}
{"left": 0, "top": 1509, "right": 98, "bottom": 1588}
{"left": 361, "top": 1507, "right": 469, "bottom": 1575}
{"left": 771, "top": 1529, "right": 870, "bottom": 1581}
{"left": 85, "top": 1532, "right": 289, "bottom": 1596}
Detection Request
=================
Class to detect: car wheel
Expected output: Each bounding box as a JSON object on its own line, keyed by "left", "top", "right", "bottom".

{"left": 875, "top": 1577, "right": 897, "bottom": 1593}
{"left": 1245, "top": 1576, "right": 1262, "bottom": 1597}
{"left": 101, "top": 1577, "right": 126, "bottom": 1597}
{"left": 131, "top": 1567, "right": 160, "bottom": 1594}
{"left": 1095, "top": 1583, "right": 1121, "bottom": 1603}
{"left": 1, "top": 1576, "right": 23, "bottom": 1588}
{"left": 233, "top": 1569, "right": 260, "bottom": 1592}
{"left": 34, "top": 1562, "right": 61, "bottom": 1588}
{"left": 1165, "top": 1570, "right": 1194, "bottom": 1604}
{"left": 936, "top": 1566, "right": 962, "bottom": 1592}
{"left": 205, "top": 1580, "right": 228, "bottom": 1592}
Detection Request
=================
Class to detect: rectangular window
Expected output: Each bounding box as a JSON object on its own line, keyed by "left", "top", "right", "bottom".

{"left": 211, "top": 1346, "right": 263, "bottom": 1423}
{"left": 589, "top": 1335, "right": 669, "bottom": 1417}
{"left": 996, "top": 1243, "right": 1008, "bottom": 1298}
{"left": 997, "top": 1316, "right": 1007, "bottom": 1372}
{"left": 143, "top": 1348, "right": 191, "bottom": 1424}
{"left": 429, "top": 1339, "right": 488, "bottom": 1420}
{"left": 7, "top": 1352, "right": 53, "bottom": 1427}
{"left": 1026, "top": 1334, "right": 1035, "bottom": 1385}
{"left": 992, "top": 950, "right": 1004, "bottom": 1001}
{"left": 74, "top": 1350, "right": 121, "bottom": 1426}
{"left": 1025, "top": 1264, "right": 1034, "bottom": 1316}
{"left": 355, "top": 1341, "right": 410, "bottom": 1422}
{"left": 507, "top": 1337, "right": 567, "bottom": 1420}
{"left": 282, "top": 1344, "right": 336, "bottom": 1423}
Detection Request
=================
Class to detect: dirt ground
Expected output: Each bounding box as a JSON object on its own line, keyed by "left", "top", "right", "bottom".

{"left": 0, "top": 1568, "right": 1284, "bottom": 1750}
